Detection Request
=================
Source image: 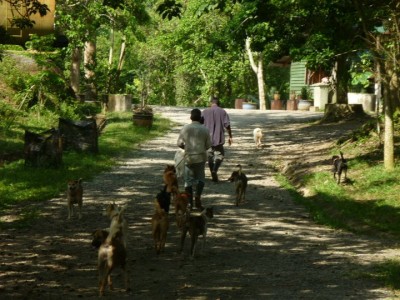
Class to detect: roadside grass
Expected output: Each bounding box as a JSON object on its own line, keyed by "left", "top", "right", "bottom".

{"left": 279, "top": 150, "right": 400, "bottom": 237}
{"left": 277, "top": 121, "right": 400, "bottom": 291}
{"left": 366, "top": 260, "right": 400, "bottom": 292}
{"left": 0, "top": 112, "right": 173, "bottom": 223}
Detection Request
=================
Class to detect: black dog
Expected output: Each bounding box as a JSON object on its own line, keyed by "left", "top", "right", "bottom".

{"left": 156, "top": 185, "right": 171, "bottom": 213}
{"left": 228, "top": 164, "right": 248, "bottom": 206}
{"left": 332, "top": 151, "right": 348, "bottom": 184}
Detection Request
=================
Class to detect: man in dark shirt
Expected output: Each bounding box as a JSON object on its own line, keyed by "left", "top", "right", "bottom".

{"left": 201, "top": 97, "right": 233, "bottom": 182}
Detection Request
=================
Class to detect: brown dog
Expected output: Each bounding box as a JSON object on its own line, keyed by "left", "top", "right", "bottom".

{"left": 174, "top": 192, "right": 190, "bottom": 229}
{"left": 228, "top": 165, "right": 248, "bottom": 206}
{"left": 67, "top": 178, "right": 83, "bottom": 219}
{"left": 163, "top": 165, "right": 179, "bottom": 194}
{"left": 179, "top": 207, "right": 214, "bottom": 259}
{"left": 98, "top": 225, "right": 129, "bottom": 296}
{"left": 151, "top": 200, "right": 169, "bottom": 255}
{"left": 104, "top": 202, "right": 128, "bottom": 247}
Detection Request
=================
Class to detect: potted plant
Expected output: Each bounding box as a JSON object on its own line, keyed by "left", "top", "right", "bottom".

{"left": 297, "top": 86, "right": 313, "bottom": 111}
{"left": 132, "top": 104, "right": 154, "bottom": 128}
{"left": 270, "top": 87, "right": 283, "bottom": 110}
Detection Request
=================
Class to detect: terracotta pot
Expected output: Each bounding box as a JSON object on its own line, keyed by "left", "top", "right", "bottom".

{"left": 235, "top": 98, "right": 245, "bottom": 109}
{"left": 271, "top": 100, "right": 283, "bottom": 110}
{"left": 286, "top": 100, "right": 298, "bottom": 110}
{"left": 133, "top": 113, "right": 153, "bottom": 128}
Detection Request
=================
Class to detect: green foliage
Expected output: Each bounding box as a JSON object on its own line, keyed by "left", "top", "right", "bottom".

{"left": 0, "top": 101, "right": 25, "bottom": 132}
{"left": 1, "top": 45, "right": 24, "bottom": 51}
{"left": 25, "top": 34, "right": 56, "bottom": 52}
{"left": 0, "top": 112, "right": 173, "bottom": 220}
{"left": 157, "top": 0, "right": 183, "bottom": 20}
{"left": 349, "top": 52, "right": 374, "bottom": 92}
{"left": 300, "top": 86, "right": 312, "bottom": 100}
{"left": 265, "top": 65, "right": 290, "bottom": 100}
{"left": 0, "top": 54, "right": 29, "bottom": 92}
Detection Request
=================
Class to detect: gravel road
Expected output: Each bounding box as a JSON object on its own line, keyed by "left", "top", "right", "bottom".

{"left": 0, "top": 106, "right": 397, "bottom": 299}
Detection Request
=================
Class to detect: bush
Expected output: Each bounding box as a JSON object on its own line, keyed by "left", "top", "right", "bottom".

{"left": 25, "top": 34, "right": 56, "bottom": 52}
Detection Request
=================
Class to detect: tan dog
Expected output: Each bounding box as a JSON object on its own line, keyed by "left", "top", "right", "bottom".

{"left": 151, "top": 200, "right": 169, "bottom": 255}
{"left": 104, "top": 203, "right": 128, "bottom": 247}
{"left": 179, "top": 207, "right": 214, "bottom": 259}
{"left": 98, "top": 225, "right": 129, "bottom": 296}
{"left": 174, "top": 192, "right": 190, "bottom": 229}
{"left": 253, "top": 128, "right": 263, "bottom": 148}
{"left": 163, "top": 165, "right": 179, "bottom": 194}
{"left": 67, "top": 178, "right": 83, "bottom": 219}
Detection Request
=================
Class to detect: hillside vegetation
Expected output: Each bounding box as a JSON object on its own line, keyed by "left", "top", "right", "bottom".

{"left": 0, "top": 51, "right": 173, "bottom": 217}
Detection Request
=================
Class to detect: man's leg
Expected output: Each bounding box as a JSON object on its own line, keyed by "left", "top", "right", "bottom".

{"left": 184, "top": 164, "right": 194, "bottom": 208}
{"left": 211, "top": 145, "right": 224, "bottom": 182}
{"left": 208, "top": 149, "right": 214, "bottom": 175}
{"left": 194, "top": 181, "right": 204, "bottom": 210}
{"left": 192, "top": 162, "right": 206, "bottom": 210}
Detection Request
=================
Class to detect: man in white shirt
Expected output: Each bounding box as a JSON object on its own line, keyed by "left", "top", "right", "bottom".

{"left": 177, "top": 109, "right": 211, "bottom": 210}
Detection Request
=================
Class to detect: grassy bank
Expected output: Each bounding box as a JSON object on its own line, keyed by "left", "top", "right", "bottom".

{"left": 277, "top": 120, "right": 400, "bottom": 291}
{"left": 279, "top": 135, "right": 400, "bottom": 239}
{"left": 0, "top": 112, "right": 173, "bottom": 217}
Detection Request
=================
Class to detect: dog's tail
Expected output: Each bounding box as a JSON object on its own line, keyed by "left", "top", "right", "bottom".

{"left": 339, "top": 151, "right": 347, "bottom": 162}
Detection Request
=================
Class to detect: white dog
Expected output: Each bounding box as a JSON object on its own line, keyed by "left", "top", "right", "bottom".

{"left": 253, "top": 128, "right": 263, "bottom": 148}
{"left": 174, "top": 148, "right": 185, "bottom": 178}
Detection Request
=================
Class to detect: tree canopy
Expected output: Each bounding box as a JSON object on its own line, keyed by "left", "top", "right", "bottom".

{"left": 1, "top": 0, "right": 399, "bottom": 168}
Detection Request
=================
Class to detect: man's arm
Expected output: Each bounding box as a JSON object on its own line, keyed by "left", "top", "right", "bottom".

{"left": 177, "top": 128, "right": 186, "bottom": 149}
{"left": 226, "top": 125, "right": 233, "bottom": 146}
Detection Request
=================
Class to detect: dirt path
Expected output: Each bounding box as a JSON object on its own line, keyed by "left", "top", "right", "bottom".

{"left": 0, "top": 106, "right": 398, "bottom": 299}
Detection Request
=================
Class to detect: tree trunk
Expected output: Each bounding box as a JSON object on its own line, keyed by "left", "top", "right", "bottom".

{"left": 117, "top": 35, "right": 126, "bottom": 72}
{"left": 108, "top": 28, "right": 114, "bottom": 67}
{"left": 383, "top": 67, "right": 396, "bottom": 170}
{"left": 84, "top": 39, "right": 97, "bottom": 101}
{"left": 70, "top": 47, "right": 81, "bottom": 98}
{"left": 107, "top": 35, "right": 126, "bottom": 94}
{"left": 334, "top": 56, "right": 350, "bottom": 104}
{"left": 246, "top": 38, "right": 267, "bottom": 110}
{"left": 256, "top": 57, "right": 266, "bottom": 110}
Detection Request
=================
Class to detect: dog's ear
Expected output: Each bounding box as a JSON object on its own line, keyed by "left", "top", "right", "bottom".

{"left": 119, "top": 204, "right": 127, "bottom": 214}
{"left": 92, "top": 229, "right": 100, "bottom": 236}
